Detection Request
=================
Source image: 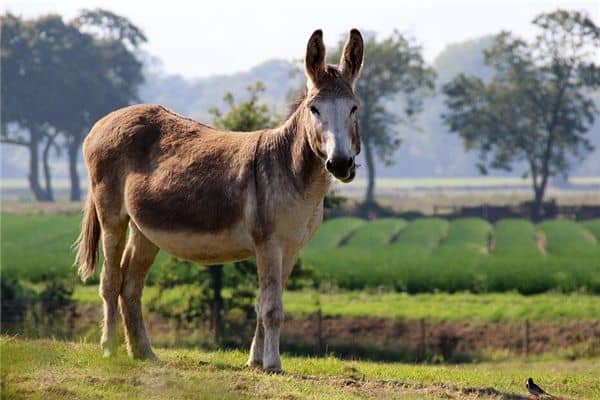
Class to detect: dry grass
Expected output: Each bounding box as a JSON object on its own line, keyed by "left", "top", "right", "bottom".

{"left": 3, "top": 337, "right": 599, "bottom": 399}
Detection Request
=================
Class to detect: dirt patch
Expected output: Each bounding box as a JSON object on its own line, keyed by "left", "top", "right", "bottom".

{"left": 282, "top": 317, "right": 600, "bottom": 360}
{"left": 1, "top": 200, "right": 84, "bottom": 215}
{"left": 583, "top": 230, "right": 598, "bottom": 245}
{"left": 535, "top": 232, "right": 547, "bottom": 254}
{"left": 295, "top": 373, "right": 530, "bottom": 400}
{"left": 46, "top": 305, "right": 600, "bottom": 361}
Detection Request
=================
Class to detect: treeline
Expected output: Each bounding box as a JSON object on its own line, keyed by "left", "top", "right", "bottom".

{"left": 1, "top": 9, "right": 145, "bottom": 201}
{"left": 2, "top": 9, "right": 599, "bottom": 220}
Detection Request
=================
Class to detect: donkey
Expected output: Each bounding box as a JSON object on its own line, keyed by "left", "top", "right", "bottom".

{"left": 75, "top": 29, "right": 363, "bottom": 372}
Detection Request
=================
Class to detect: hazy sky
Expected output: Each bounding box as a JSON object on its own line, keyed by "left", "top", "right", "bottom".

{"left": 5, "top": 0, "right": 599, "bottom": 78}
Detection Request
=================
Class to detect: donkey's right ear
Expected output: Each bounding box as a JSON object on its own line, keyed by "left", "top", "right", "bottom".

{"left": 305, "top": 29, "right": 326, "bottom": 88}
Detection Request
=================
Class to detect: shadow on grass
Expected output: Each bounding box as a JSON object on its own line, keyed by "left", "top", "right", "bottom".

{"left": 281, "top": 339, "right": 474, "bottom": 364}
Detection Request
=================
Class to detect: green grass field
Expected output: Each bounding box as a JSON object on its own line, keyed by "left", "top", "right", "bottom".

{"left": 0, "top": 213, "right": 170, "bottom": 283}
{"left": 302, "top": 216, "right": 600, "bottom": 293}
{"left": 342, "top": 218, "right": 407, "bottom": 247}
{"left": 493, "top": 219, "right": 540, "bottom": 257}
{"left": 68, "top": 285, "right": 600, "bottom": 322}
{"left": 2, "top": 337, "right": 599, "bottom": 399}
{"left": 2, "top": 213, "right": 600, "bottom": 293}
{"left": 307, "top": 217, "right": 365, "bottom": 249}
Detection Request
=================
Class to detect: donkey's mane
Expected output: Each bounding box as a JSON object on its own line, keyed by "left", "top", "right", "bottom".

{"left": 287, "top": 89, "right": 307, "bottom": 118}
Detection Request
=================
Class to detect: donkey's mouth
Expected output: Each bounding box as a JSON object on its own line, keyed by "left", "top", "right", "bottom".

{"left": 335, "top": 165, "right": 356, "bottom": 183}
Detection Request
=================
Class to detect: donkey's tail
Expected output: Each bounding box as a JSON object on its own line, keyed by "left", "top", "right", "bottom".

{"left": 74, "top": 192, "right": 101, "bottom": 282}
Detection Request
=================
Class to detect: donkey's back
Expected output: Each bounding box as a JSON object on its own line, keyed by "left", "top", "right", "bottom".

{"left": 81, "top": 103, "right": 260, "bottom": 267}
{"left": 84, "top": 104, "right": 258, "bottom": 179}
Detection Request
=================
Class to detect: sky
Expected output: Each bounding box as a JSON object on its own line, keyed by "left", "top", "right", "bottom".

{"left": 4, "top": 0, "right": 599, "bottom": 79}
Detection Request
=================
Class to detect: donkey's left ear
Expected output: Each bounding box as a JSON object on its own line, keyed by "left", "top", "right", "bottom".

{"left": 339, "top": 29, "right": 364, "bottom": 86}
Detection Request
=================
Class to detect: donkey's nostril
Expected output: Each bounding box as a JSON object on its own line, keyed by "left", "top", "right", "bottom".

{"left": 325, "top": 159, "right": 334, "bottom": 173}
{"left": 326, "top": 157, "right": 354, "bottom": 178}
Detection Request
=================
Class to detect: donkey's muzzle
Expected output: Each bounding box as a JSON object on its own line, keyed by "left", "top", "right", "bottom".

{"left": 326, "top": 156, "right": 356, "bottom": 182}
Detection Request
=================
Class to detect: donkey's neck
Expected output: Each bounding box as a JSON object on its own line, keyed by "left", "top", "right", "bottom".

{"left": 262, "top": 112, "right": 331, "bottom": 201}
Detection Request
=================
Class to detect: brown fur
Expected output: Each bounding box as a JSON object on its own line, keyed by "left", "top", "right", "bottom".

{"left": 75, "top": 29, "right": 364, "bottom": 371}
{"left": 74, "top": 192, "right": 101, "bottom": 281}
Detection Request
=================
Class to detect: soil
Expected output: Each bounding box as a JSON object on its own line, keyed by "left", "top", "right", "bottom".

{"left": 69, "top": 304, "right": 600, "bottom": 360}
{"left": 283, "top": 316, "right": 600, "bottom": 358}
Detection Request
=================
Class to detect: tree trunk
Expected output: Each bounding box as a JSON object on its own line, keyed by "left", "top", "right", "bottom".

{"left": 209, "top": 265, "right": 224, "bottom": 346}
{"left": 531, "top": 183, "right": 547, "bottom": 222}
{"left": 27, "top": 133, "right": 50, "bottom": 202}
{"left": 363, "top": 139, "right": 377, "bottom": 206}
{"left": 41, "top": 133, "right": 56, "bottom": 202}
{"left": 68, "top": 140, "right": 81, "bottom": 201}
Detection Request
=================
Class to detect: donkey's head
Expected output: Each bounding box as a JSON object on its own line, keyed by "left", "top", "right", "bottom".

{"left": 302, "top": 29, "right": 364, "bottom": 183}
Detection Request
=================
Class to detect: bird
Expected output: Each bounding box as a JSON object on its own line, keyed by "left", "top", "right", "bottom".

{"left": 526, "top": 378, "right": 553, "bottom": 398}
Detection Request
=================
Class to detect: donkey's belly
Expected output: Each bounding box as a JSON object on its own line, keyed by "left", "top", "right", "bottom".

{"left": 136, "top": 222, "right": 254, "bottom": 265}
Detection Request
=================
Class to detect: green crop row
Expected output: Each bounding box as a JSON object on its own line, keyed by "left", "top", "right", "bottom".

{"left": 2, "top": 213, "right": 599, "bottom": 294}
{"left": 301, "top": 217, "right": 600, "bottom": 294}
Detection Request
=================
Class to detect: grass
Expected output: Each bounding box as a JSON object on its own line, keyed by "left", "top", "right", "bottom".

{"left": 0, "top": 213, "right": 170, "bottom": 283}
{"left": 301, "top": 246, "right": 600, "bottom": 294}
{"left": 538, "top": 220, "right": 599, "bottom": 257}
{"left": 392, "top": 218, "right": 449, "bottom": 250}
{"left": 493, "top": 219, "right": 540, "bottom": 257}
{"left": 307, "top": 217, "right": 365, "bottom": 249}
{"left": 3, "top": 213, "right": 600, "bottom": 293}
{"left": 301, "top": 217, "right": 600, "bottom": 293}
{"left": 435, "top": 218, "right": 491, "bottom": 255}
{"left": 2, "top": 337, "right": 599, "bottom": 399}
{"left": 342, "top": 218, "right": 407, "bottom": 248}
{"left": 69, "top": 285, "right": 600, "bottom": 322}
{"left": 283, "top": 290, "right": 600, "bottom": 322}
{"left": 0, "top": 213, "right": 82, "bottom": 280}
{"left": 583, "top": 219, "right": 600, "bottom": 242}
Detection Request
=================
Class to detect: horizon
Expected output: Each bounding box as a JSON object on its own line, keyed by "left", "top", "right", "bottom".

{"left": 4, "top": 0, "right": 599, "bottom": 79}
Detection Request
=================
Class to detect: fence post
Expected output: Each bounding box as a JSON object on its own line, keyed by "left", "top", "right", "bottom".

{"left": 524, "top": 320, "right": 530, "bottom": 356}
{"left": 316, "top": 308, "right": 323, "bottom": 356}
{"left": 418, "top": 318, "right": 426, "bottom": 361}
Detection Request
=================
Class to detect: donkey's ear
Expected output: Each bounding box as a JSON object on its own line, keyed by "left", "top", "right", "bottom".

{"left": 305, "top": 29, "right": 326, "bottom": 88}
{"left": 339, "top": 29, "right": 364, "bottom": 85}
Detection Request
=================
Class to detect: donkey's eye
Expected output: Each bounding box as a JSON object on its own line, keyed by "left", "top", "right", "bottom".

{"left": 350, "top": 105, "right": 358, "bottom": 115}
{"left": 310, "top": 106, "right": 320, "bottom": 116}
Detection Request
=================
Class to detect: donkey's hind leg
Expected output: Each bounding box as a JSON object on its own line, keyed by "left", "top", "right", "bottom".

{"left": 120, "top": 222, "right": 159, "bottom": 360}
{"left": 247, "top": 299, "right": 265, "bottom": 368}
{"left": 97, "top": 212, "right": 128, "bottom": 357}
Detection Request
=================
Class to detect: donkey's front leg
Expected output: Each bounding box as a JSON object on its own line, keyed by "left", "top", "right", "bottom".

{"left": 253, "top": 242, "right": 284, "bottom": 372}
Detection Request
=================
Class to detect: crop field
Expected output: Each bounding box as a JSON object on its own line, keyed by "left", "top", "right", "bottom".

{"left": 302, "top": 217, "right": 600, "bottom": 293}
{"left": 3, "top": 337, "right": 600, "bottom": 400}
{"left": 2, "top": 213, "right": 600, "bottom": 294}
{"left": 0, "top": 213, "right": 169, "bottom": 283}
{"left": 3, "top": 211, "right": 600, "bottom": 399}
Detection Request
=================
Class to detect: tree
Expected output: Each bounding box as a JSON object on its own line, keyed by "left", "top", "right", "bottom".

{"left": 1, "top": 14, "right": 68, "bottom": 201}
{"left": 209, "top": 81, "right": 279, "bottom": 130}
{"left": 1, "top": 10, "right": 145, "bottom": 201}
{"left": 443, "top": 10, "right": 599, "bottom": 220}
{"left": 64, "top": 9, "right": 146, "bottom": 201}
{"left": 328, "top": 31, "right": 435, "bottom": 207}
{"left": 207, "top": 82, "right": 278, "bottom": 344}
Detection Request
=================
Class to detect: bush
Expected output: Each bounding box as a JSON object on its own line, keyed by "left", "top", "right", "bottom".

{"left": 1, "top": 277, "right": 77, "bottom": 337}
{"left": 1, "top": 278, "right": 35, "bottom": 328}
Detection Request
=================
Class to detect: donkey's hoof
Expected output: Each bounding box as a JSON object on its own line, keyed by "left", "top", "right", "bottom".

{"left": 263, "top": 365, "right": 283, "bottom": 374}
{"left": 131, "top": 350, "right": 159, "bottom": 362}
{"left": 101, "top": 343, "right": 118, "bottom": 358}
{"left": 102, "top": 349, "right": 116, "bottom": 358}
{"left": 245, "top": 359, "right": 263, "bottom": 369}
